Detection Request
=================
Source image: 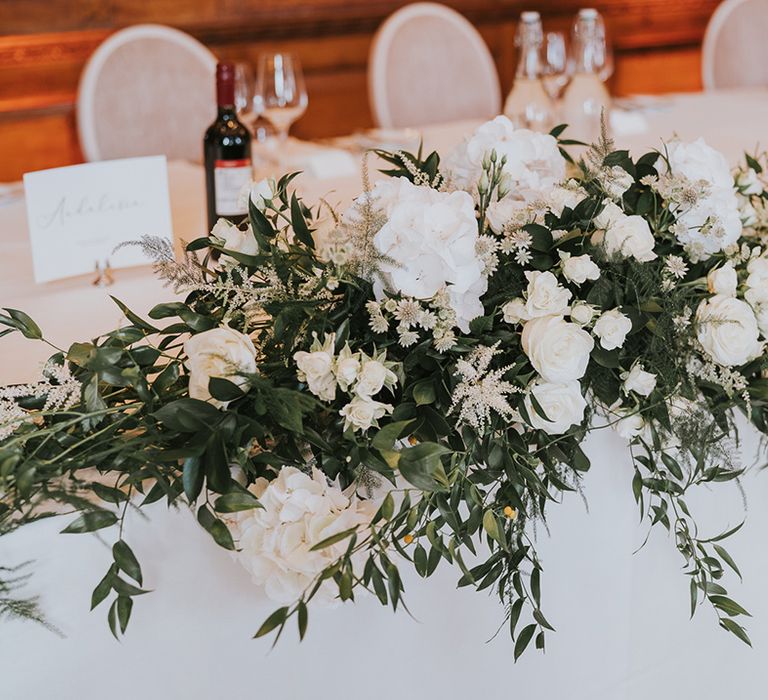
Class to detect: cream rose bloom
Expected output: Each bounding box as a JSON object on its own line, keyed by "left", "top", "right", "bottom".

{"left": 211, "top": 218, "right": 259, "bottom": 266}
{"left": 696, "top": 295, "right": 763, "bottom": 366}
{"left": 707, "top": 261, "right": 737, "bottom": 297}
{"left": 340, "top": 396, "right": 393, "bottom": 432}
{"left": 613, "top": 410, "right": 645, "bottom": 440}
{"left": 355, "top": 359, "right": 397, "bottom": 398}
{"left": 521, "top": 315, "right": 594, "bottom": 383}
{"left": 593, "top": 309, "right": 632, "bottom": 350}
{"left": 524, "top": 271, "right": 572, "bottom": 318}
{"left": 559, "top": 251, "right": 600, "bottom": 285}
{"left": 570, "top": 302, "right": 596, "bottom": 326}
{"left": 185, "top": 326, "right": 258, "bottom": 408}
{"left": 334, "top": 345, "right": 360, "bottom": 393}
{"left": 486, "top": 197, "right": 525, "bottom": 234}
{"left": 594, "top": 202, "right": 657, "bottom": 263}
{"left": 369, "top": 177, "right": 486, "bottom": 332}
{"left": 446, "top": 116, "right": 566, "bottom": 200}
{"left": 736, "top": 168, "right": 763, "bottom": 196}
{"left": 502, "top": 298, "right": 528, "bottom": 325}
{"left": 230, "top": 467, "right": 378, "bottom": 605}
{"left": 524, "top": 380, "right": 587, "bottom": 435}
{"left": 547, "top": 183, "right": 588, "bottom": 217}
{"left": 745, "top": 257, "right": 768, "bottom": 306}
{"left": 622, "top": 363, "right": 657, "bottom": 397}
{"left": 294, "top": 334, "right": 337, "bottom": 402}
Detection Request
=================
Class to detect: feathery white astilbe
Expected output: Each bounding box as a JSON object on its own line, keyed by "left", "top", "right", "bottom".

{"left": 450, "top": 343, "right": 522, "bottom": 431}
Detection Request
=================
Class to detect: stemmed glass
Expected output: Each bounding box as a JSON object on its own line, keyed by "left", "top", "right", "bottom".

{"left": 256, "top": 53, "right": 308, "bottom": 143}
{"left": 541, "top": 31, "right": 569, "bottom": 100}
{"left": 234, "top": 62, "right": 257, "bottom": 130}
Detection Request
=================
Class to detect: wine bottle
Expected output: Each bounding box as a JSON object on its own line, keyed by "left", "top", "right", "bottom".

{"left": 204, "top": 62, "right": 252, "bottom": 232}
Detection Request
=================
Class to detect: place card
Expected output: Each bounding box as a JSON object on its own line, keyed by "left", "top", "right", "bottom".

{"left": 23, "top": 156, "right": 173, "bottom": 283}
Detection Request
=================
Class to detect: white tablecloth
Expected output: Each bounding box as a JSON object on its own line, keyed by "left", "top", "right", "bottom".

{"left": 1, "top": 89, "right": 768, "bottom": 699}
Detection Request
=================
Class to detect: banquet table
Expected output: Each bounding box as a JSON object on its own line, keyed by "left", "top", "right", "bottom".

{"left": 2, "top": 88, "right": 768, "bottom": 700}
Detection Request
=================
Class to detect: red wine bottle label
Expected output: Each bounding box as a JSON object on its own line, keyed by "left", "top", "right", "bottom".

{"left": 214, "top": 159, "right": 252, "bottom": 216}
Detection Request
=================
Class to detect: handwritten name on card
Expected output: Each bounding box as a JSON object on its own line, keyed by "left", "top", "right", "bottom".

{"left": 23, "top": 156, "right": 173, "bottom": 283}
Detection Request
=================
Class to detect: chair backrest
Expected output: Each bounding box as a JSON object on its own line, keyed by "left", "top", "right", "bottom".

{"left": 702, "top": 0, "right": 768, "bottom": 90}
{"left": 368, "top": 2, "right": 501, "bottom": 128}
{"left": 77, "top": 24, "right": 217, "bottom": 162}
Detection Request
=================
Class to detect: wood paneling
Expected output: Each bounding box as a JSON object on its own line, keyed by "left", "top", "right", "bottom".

{"left": 0, "top": 0, "right": 719, "bottom": 181}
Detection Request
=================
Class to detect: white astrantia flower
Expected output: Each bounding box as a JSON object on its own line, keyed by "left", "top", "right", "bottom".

{"left": 340, "top": 396, "right": 393, "bottom": 432}
{"left": 707, "top": 261, "right": 737, "bottom": 297}
{"left": 523, "top": 270, "right": 572, "bottom": 318}
{"left": 502, "top": 298, "right": 528, "bottom": 325}
{"left": 622, "top": 363, "right": 657, "bottom": 397}
{"left": 294, "top": 333, "right": 337, "bottom": 402}
{"left": 593, "top": 309, "right": 632, "bottom": 351}
{"left": 524, "top": 379, "right": 587, "bottom": 435}
{"left": 445, "top": 115, "right": 566, "bottom": 201}
{"left": 185, "top": 327, "right": 258, "bottom": 408}
{"left": 521, "top": 315, "right": 594, "bottom": 383}
{"left": 593, "top": 202, "right": 657, "bottom": 263}
{"left": 369, "top": 177, "right": 486, "bottom": 332}
{"left": 696, "top": 295, "right": 763, "bottom": 367}
{"left": 569, "top": 302, "right": 596, "bottom": 326}
{"left": 229, "top": 467, "right": 379, "bottom": 605}
{"left": 559, "top": 251, "right": 600, "bottom": 285}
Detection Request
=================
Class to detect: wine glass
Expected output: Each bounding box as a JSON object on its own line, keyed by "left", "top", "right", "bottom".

{"left": 256, "top": 53, "right": 308, "bottom": 143}
{"left": 541, "top": 31, "right": 569, "bottom": 100}
{"left": 234, "top": 62, "right": 257, "bottom": 130}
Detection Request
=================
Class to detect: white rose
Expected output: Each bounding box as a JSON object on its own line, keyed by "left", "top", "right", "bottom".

{"left": 486, "top": 197, "right": 525, "bottom": 234}
{"left": 696, "top": 295, "right": 763, "bottom": 366}
{"left": 595, "top": 205, "right": 657, "bottom": 263}
{"left": 340, "top": 396, "right": 393, "bottom": 432}
{"left": 524, "top": 271, "right": 572, "bottom": 318}
{"left": 521, "top": 315, "right": 594, "bottom": 383}
{"left": 667, "top": 138, "right": 733, "bottom": 190}
{"left": 369, "top": 178, "right": 487, "bottom": 332}
{"left": 746, "top": 256, "right": 768, "bottom": 291}
{"left": 502, "top": 298, "right": 529, "bottom": 325}
{"left": 355, "top": 359, "right": 396, "bottom": 398}
{"left": 754, "top": 304, "right": 768, "bottom": 337}
{"left": 335, "top": 345, "right": 360, "bottom": 393}
{"left": 622, "top": 363, "right": 657, "bottom": 397}
{"left": 250, "top": 178, "right": 273, "bottom": 210}
{"left": 211, "top": 218, "right": 259, "bottom": 265}
{"left": 613, "top": 410, "right": 645, "bottom": 440}
{"left": 707, "top": 261, "right": 738, "bottom": 297}
{"left": 524, "top": 380, "right": 587, "bottom": 435}
{"left": 294, "top": 348, "right": 337, "bottom": 402}
{"left": 446, "top": 116, "right": 566, "bottom": 200}
{"left": 559, "top": 251, "right": 600, "bottom": 285}
{"left": 736, "top": 168, "right": 763, "bottom": 196}
{"left": 230, "top": 467, "right": 378, "bottom": 605}
{"left": 570, "top": 302, "right": 595, "bottom": 326}
{"left": 547, "top": 183, "right": 587, "bottom": 217}
{"left": 185, "top": 327, "right": 258, "bottom": 408}
{"left": 593, "top": 309, "right": 632, "bottom": 350}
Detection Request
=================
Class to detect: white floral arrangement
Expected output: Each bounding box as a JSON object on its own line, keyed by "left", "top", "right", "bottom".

{"left": 2, "top": 116, "right": 768, "bottom": 654}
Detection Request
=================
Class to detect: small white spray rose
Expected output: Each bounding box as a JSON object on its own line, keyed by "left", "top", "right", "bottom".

{"left": 340, "top": 396, "right": 393, "bottom": 432}
{"left": 706, "top": 261, "right": 738, "bottom": 297}
{"left": 595, "top": 202, "right": 657, "bottom": 263}
{"left": 294, "top": 333, "right": 338, "bottom": 402}
{"left": 185, "top": 327, "right": 258, "bottom": 408}
{"left": 593, "top": 309, "right": 632, "bottom": 350}
{"left": 354, "top": 359, "right": 397, "bottom": 399}
{"left": 524, "top": 271, "right": 572, "bottom": 318}
{"left": 570, "top": 302, "right": 596, "bottom": 326}
{"left": 502, "top": 298, "right": 529, "bottom": 325}
{"left": 524, "top": 379, "right": 587, "bottom": 435}
{"left": 696, "top": 295, "right": 762, "bottom": 367}
{"left": 745, "top": 257, "right": 768, "bottom": 305}
{"left": 211, "top": 218, "right": 259, "bottom": 265}
{"left": 613, "top": 410, "right": 645, "bottom": 440}
{"left": 736, "top": 168, "right": 763, "bottom": 196}
{"left": 521, "top": 315, "right": 594, "bottom": 383}
{"left": 622, "top": 363, "right": 657, "bottom": 397}
{"left": 559, "top": 251, "right": 600, "bottom": 285}
{"left": 334, "top": 344, "right": 361, "bottom": 393}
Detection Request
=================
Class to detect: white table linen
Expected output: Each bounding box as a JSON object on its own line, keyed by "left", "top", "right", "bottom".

{"left": 1, "top": 89, "right": 768, "bottom": 699}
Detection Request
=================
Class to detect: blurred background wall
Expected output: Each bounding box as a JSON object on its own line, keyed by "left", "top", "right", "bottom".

{"left": 0, "top": 0, "right": 719, "bottom": 181}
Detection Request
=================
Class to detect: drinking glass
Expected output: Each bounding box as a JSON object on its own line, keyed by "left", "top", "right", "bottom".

{"left": 256, "top": 53, "right": 308, "bottom": 143}
{"left": 234, "top": 62, "right": 257, "bottom": 130}
{"left": 541, "top": 31, "right": 569, "bottom": 100}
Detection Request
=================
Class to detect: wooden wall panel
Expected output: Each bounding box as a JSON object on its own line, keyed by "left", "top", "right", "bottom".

{"left": 0, "top": 0, "right": 720, "bottom": 181}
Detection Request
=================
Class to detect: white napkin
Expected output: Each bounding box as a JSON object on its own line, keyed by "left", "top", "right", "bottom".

{"left": 610, "top": 109, "right": 649, "bottom": 136}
